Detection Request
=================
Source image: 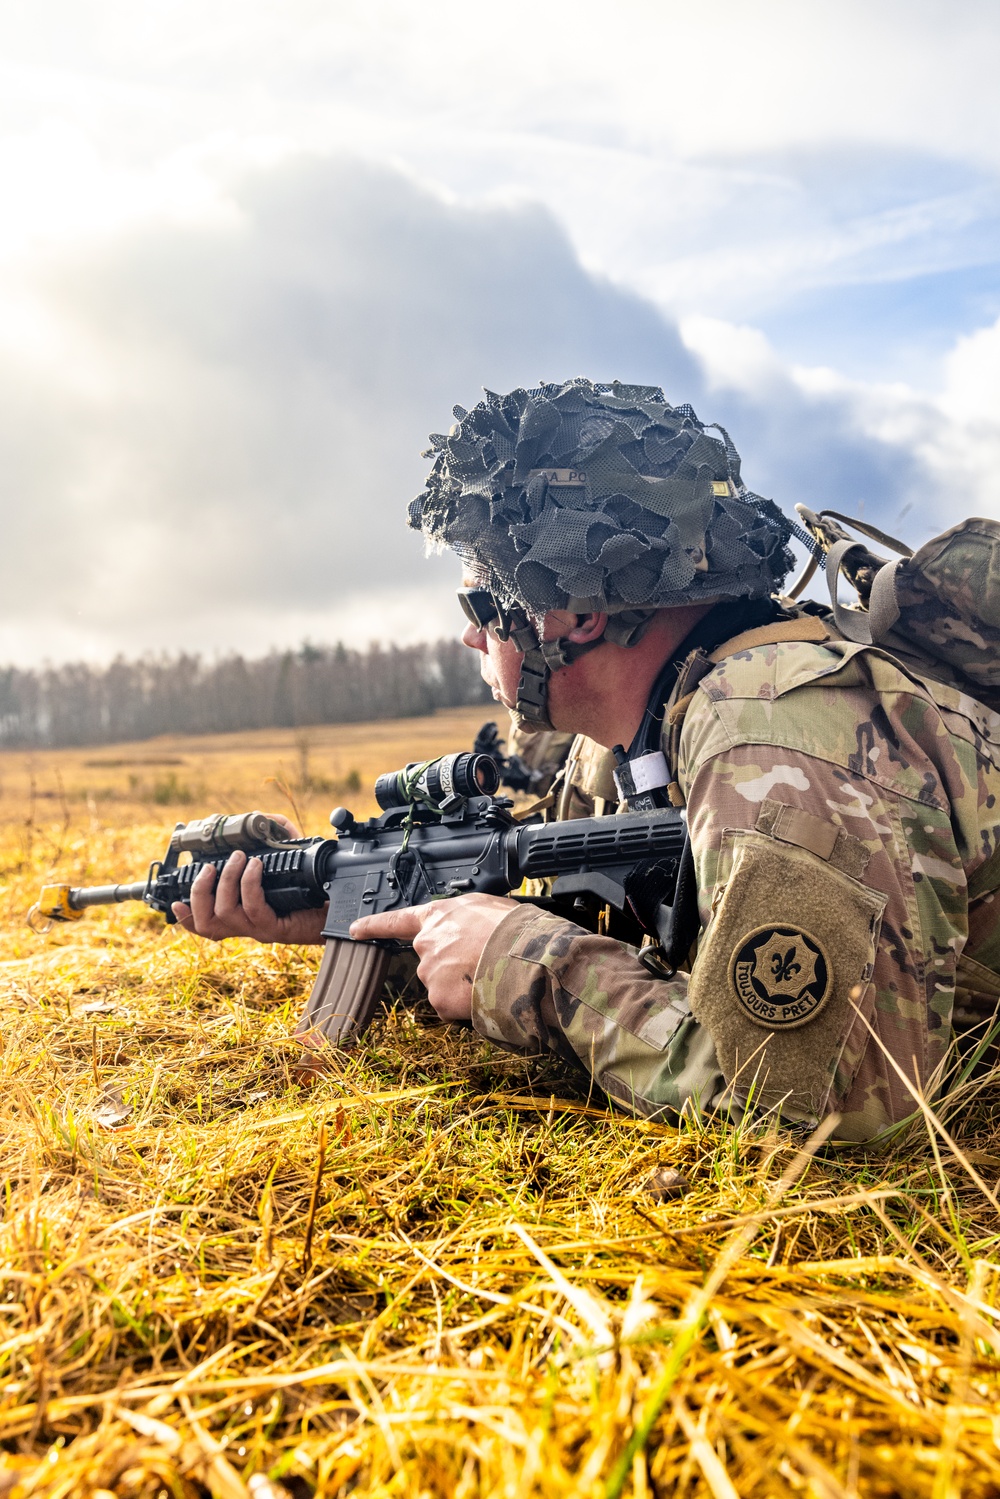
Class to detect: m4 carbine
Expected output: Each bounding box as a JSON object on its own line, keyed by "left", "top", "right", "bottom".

{"left": 30, "top": 752, "right": 687, "bottom": 1049}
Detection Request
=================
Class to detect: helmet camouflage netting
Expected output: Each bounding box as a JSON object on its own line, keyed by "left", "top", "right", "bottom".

{"left": 409, "top": 379, "right": 795, "bottom": 619}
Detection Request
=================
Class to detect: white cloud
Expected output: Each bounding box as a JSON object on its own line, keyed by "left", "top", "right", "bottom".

{"left": 679, "top": 317, "right": 787, "bottom": 395}
{"left": 0, "top": 154, "right": 703, "bottom": 664}
{"left": 0, "top": 4, "right": 998, "bottom": 666}
{"left": 681, "top": 307, "right": 1000, "bottom": 539}
{"left": 920, "top": 318, "right": 1000, "bottom": 516}
{"left": 6, "top": 1, "right": 999, "bottom": 167}
{"left": 0, "top": 1, "right": 998, "bottom": 323}
{"left": 941, "top": 317, "right": 1000, "bottom": 427}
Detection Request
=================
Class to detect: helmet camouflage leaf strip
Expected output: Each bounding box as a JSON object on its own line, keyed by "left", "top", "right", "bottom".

{"left": 409, "top": 379, "right": 796, "bottom": 727}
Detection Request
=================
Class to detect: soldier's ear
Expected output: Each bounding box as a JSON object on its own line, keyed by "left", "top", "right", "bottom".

{"left": 566, "top": 612, "right": 608, "bottom": 644}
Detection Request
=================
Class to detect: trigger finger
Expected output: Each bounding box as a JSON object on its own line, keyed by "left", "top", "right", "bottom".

{"left": 350, "top": 904, "right": 427, "bottom": 942}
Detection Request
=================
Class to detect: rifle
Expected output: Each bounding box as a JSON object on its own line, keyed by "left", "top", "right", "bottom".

{"left": 29, "top": 752, "right": 687, "bottom": 1050}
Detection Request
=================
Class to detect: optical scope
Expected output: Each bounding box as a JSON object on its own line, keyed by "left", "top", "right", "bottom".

{"left": 373, "top": 751, "right": 499, "bottom": 811}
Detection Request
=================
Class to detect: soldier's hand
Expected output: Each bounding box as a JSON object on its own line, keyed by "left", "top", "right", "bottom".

{"left": 265, "top": 812, "right": 301, "bottom": 838}
{"left": 172, "top": 849, "right": 327, "bottom": 946}
{"left": 350, "top": 894, "right": 516, "bottom": 1021}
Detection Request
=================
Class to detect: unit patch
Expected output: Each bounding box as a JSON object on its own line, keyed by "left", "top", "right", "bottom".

{"left": 688, "top": 830, "right": 886, "bottom": 1114}
{"left": 729, "top": 924, "right": 832, "bottom": 1030}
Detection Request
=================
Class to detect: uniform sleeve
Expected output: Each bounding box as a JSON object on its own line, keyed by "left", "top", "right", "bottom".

{"left": 471, "top": 903, "right": 723, "bottom": 1120}
{"left": 467, "top": 719, "right": 899, "bottom": 1127}
{"left": 678, "top": 708, "right": 965, "bottom": 1139}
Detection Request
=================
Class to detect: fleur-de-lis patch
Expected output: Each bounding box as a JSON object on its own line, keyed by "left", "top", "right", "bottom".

{"left": 770, "top": 946, "right": 801, "bottom": 984}
{"left": 729, "top": 924, "right": 832, "bottom": 1030}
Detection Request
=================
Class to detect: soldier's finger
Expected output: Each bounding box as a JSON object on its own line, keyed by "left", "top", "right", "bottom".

{"left": 213, "top": 850, "right": 248, "bottom": 922}
{"left": 350, "top": 905, "right": 427, "bottom": 942}
{"left": 187, "top": 861, "right": 220, "bottom": 930}
{"left": 239, "top": 857, "right": 275, "bottom": 928}
{"left": 268, "top": 812, "right": 301, "bottom": 838}
{"left": 171, "top": 901, "right": 194, "bottom": 930}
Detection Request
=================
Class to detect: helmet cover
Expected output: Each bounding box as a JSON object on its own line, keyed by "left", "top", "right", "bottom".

{"left": 409, "top": 379, "right": 795, "bottom": 621}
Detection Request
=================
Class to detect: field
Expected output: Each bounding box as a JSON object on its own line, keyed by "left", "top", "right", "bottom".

{"left": 0, "top": 708, "right": 999, "bottom": 1498}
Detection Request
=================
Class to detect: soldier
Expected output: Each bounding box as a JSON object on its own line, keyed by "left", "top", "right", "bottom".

{"left": 176, "top": 380, "right": 1000, "bottom": 1141}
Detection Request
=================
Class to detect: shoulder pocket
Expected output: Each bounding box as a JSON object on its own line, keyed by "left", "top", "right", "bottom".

{"left": 687, "top": 831, "right": 886, "bottom": 1119}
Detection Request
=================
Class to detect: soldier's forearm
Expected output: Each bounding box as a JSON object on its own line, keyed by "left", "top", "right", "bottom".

{"left": 471, "top": 904, "right": 718, "bottom": 1117}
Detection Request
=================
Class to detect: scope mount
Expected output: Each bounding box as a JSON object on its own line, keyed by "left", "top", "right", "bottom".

{"left": 328, "top": 793, "right": 516, "bottom": 841}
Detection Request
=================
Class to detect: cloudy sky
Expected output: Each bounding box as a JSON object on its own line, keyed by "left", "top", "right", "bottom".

{"left": 2, "top": 0, "right": 999, "bottom": 665}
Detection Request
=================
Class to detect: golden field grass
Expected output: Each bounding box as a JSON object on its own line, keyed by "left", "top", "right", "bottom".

{"left": 0, "top": 707, "right": 999, "bottom": 1498}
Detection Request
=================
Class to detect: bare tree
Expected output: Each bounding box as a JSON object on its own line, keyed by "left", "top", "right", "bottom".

{"left": 0, "top": 640, "right": 489, "bottom": 748}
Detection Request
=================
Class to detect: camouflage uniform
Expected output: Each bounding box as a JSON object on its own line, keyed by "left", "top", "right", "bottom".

{"left": 472, "top": 627, "right": 1000, "bottom": 1140}
{"left": 506, "top": 721, "right": 575, "bottom": 799}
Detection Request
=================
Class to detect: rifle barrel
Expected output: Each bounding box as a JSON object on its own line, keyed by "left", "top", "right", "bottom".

{"left": 70, "top": 881, "right": 150, "bottom": 909}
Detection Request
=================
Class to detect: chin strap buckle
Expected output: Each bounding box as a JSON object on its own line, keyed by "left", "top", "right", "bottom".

{"left": 511, "top": 611, "right": 615, "bottom": 732}
{"left": 514, "top": 636, "right": 555, "bottom": 728}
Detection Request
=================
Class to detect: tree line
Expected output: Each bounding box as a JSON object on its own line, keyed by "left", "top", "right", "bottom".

{"left": 0, "top": 639, "right": 491, "bottom": 748}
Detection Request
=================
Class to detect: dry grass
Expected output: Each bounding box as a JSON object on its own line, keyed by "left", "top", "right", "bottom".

{"left": 0, "top": 709, "right": 998, "bottom": 1497}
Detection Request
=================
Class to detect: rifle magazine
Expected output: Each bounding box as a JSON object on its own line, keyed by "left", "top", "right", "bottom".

{"left": 295, "top": 939, "right": 391, "bottom": 1056}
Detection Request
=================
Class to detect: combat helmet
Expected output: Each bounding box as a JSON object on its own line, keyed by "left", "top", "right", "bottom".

{"left": 409, "top": 379, "right": 798, "bottom": 729}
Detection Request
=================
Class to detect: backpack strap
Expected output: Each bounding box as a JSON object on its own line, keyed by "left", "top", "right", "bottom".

{"left": 706, "top": 615, "right": 832, "bottom": 661}
{"left": 809, "top": 508, "right": 914, "bottom": 648}
{"left": 826, "top": 539, "right": 904, "bottom": 645}
{"left": 664, "top": 615, "right": 832, "bottom": 805}
{"left": 821, "top": 510, "right": 914, "bottom": 558}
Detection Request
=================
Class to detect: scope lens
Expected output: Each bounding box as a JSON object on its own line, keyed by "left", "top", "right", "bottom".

{"left": 373, "top": 753, "right": 500, "bottom": 811}
{"left": 438, "top": 752, "right": 500, "bottom": 799}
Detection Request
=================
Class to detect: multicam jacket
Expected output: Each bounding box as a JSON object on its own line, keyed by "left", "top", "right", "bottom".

{"left": 471, "top": 625, "right": 1000, "bottom": 1141}
{"left": 505, "top": 723, "right": 576, "bottom": 799}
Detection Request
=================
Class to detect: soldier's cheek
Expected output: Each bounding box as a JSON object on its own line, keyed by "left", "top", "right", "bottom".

{"left": 484, "top": 637, "right": 522, "bottom": 706}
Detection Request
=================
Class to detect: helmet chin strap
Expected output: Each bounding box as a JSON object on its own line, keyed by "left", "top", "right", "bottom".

{"left": 507, "top": 608, "right": 655, "bottom": 732}
{"left": 509, "top": 624, "right": 599, "bottom": 731}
